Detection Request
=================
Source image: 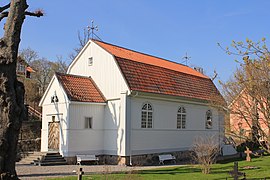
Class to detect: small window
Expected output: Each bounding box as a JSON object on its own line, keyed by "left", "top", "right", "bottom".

{"left": 52, "top": 116, "right": 55, "bottom": 122}
{"left": 177, "top": 107, "right": 186, "bottom": 129}
{"left": 205, "top": 110, "right": 212, "bottom": 129}
{"left": 88, "top": 57, "right": 93, "bottom": 66}
{"left": 85, "top": 117, "right": 92, "bottom": 129}
{"left": 141, "top": 103, "right": 153, "bottom": 128}
{"left": 17, "top": 63, "right": 25, "bottom": 73}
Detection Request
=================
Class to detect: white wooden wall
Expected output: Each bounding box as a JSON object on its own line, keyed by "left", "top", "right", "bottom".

{"left": 103, "top": 99, "right": 123, "bottom": 155}
{"left": 40, "top": 77, "right": 69, "bottom": 156}
{"left": 66, "top": 103, "right": 105, "bottom": 156}
{"left": 67, "top": 41, "right": 130, "bottom": 99}
{"left": 129, "top": 97, "right": 223, "bottom": 155}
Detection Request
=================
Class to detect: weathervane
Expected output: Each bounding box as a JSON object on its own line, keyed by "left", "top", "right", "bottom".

{"left": 182, "top": 52, "right": 191, "bottom": 66}
{"left": 87, "top": 20, "right": 102, "bottom": 40}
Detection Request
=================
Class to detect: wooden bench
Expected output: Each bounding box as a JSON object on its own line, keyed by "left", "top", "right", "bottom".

{"left": 76, "top": 155, "right": 99, "bottom": 165}
{"left": 158, "top": 154, "right": 176, "bottom": 165}
{"left": 33, "top": 158, "right": 41, "bottom": 166}
{"left": 252, "top": 149, "right": 265, "bottom": 157}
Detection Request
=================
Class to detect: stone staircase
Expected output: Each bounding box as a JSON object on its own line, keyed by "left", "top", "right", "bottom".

{"left": 19, "top": 151, "right": 67, "bottom": 166}
{"left": 18, "top": 151, "right": 44, "bottom": 164}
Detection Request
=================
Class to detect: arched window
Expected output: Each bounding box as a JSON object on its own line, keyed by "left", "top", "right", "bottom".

{"left": 205, "top": 110, "right": 212, "bottom": 129}
{"left": 177, "top": 107, "right": 186, "bottom": 129}
{"left": 141, "top": 103, "right": 153, "bottom": 128}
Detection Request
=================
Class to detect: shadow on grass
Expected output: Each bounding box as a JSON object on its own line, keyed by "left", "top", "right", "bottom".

{"left": 217, "top": 157, "right": 244, "bottom": 164}
{"left": 133, "top": 156, "right": 270, "bottom": 179}
{"left": 217, "top": 155, "right": 269, "bottom": 164}
{"left": 138, "top": 166, "right": 201, "bottom": 175}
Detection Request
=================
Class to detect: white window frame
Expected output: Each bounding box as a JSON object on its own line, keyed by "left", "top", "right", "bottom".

{"left": 88, "top": 57, "right": 93, "bottom": 66}
{"left": 85, "top": 117, "right": 93, "bottom": 129}
{"left": 17, "top": 63, "right": 25, "bottom": 72}
{"left": 141, "top": 103, "right": 153, "bottom": 128}
{"left": 205, "top": 110, "right": 212, "bottom": 129}
{"left": 177, "top": 106, "right": 186, "bottom": 129}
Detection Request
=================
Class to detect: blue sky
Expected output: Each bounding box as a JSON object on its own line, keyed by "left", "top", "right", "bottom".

{"left": 1, "top": 1, "right": 269, "bottom": 86}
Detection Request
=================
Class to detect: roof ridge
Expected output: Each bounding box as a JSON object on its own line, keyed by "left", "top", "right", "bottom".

{"left": 56, "top": 72, "right": 90, "bottom": 79}
{"left": 115, "top": 56, "right": 209, "bottom": 80}
{"left": 93, "top": 39, "right": 208, "bottom": 79}
{"left": 93, "top": 39, "right": 190, "bottom": 68}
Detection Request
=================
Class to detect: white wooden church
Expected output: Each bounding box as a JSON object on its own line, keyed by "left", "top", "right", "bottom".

{"left": 39, "top": 39, "right": 225, "bottom": 165}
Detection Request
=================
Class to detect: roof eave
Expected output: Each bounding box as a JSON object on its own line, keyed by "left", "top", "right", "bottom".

{"left": 92, "top": 40, "right": 132, "bottom": 95}
{"left": 129, "top": 90, "right": 209, "bottom": 105}
{"left": 70, "top": 101, "right": 106, "bottom": 105}
{"left": 67, "top": 39, "right": 92, "bottom": 73}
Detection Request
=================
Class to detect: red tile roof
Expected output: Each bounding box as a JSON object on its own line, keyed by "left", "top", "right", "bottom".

{"left": 26, "top": 66, "right": 35, "bottom": 73}
{"left": 93, "top": 40, "right": 221, "bottom": 101}
{"left": 94, "top": 40, "right": 209, "bottom": 79}
{"left": 56, "top": 73, "right": 105, "bottom": 103}
{"left": 116, "top": 57, "right": 220, "bottom": 101}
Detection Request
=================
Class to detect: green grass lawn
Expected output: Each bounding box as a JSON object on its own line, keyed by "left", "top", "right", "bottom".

{"left": 49, "top": 156, "right": 270, "bottom": 180}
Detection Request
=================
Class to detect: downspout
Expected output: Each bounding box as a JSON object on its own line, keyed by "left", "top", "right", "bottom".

{"left": 129, "top": 91, "right": 139, "bottom": 166}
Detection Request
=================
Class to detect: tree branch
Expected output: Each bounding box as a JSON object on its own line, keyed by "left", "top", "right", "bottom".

{"left": 0, "top": 3, "right": 10, "bottom": 13}
{"left": 0, "top": 11, "right": 8, "bottom": 22}
{"left": 0, "top": 9, "right": 43, "bottom": 22}
{"left": 25, "top": 10, "right": 43, "bottom": 17}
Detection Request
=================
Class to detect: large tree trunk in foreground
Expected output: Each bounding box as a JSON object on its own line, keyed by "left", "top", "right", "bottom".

{"left": 0, "top": 0, "right": 28, "bottom": 179}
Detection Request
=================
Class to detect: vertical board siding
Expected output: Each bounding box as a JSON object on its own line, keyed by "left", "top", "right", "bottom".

{"left": 41, "top": 77, "right": 69, "bottom": 154}
{"left": 68, "top": 41, "right": 129, "bottom": 99}
{"left": 103, "top": 99, "right": 124, "bottom": 155}
{"left": 41, "top": 103, "right": 69, "bottom": 154}
{"left": 130, "top": 97, "right": 223, "bottom": 155}
{"left": 67, "top": 104, "right": 105, "bottom": 155}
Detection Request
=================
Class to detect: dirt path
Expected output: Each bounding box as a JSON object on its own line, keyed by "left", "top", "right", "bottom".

{"left": 16, "top": 162, "right": 180, "bottom": 179}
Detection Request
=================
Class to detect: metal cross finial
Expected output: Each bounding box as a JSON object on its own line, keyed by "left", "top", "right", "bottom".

{"left": 182, "top": 52, "right": 191, "bottom": 66}
{"left": 87, "top": 20, "right": 101, "bottom": 40}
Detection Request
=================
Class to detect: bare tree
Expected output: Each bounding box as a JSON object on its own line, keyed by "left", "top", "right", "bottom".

{"left": 219, "top": 38, "right": 270, "bottom": 152}
{"left": 0, "top": 1, "right": 43, "bottom": 178}
{"left": 191, "top": 135, "right": 220, "bottom": 174}
{"left": 31, "top": 57, "right": 68, "bottom": 97}
{"left": 54, "top": 55, "right": 69, "bottom": 73}
{"left": 31, "top": 58, "right": 52, "bottom": 95}
{"left": 19, "top": 47, "right": 39, "bottom": 64}
{"left": 69, "top": 28, "right": 91, "bottom": 60}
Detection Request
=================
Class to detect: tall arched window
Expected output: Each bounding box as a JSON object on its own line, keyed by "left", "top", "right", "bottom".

{"left": 205, "top": 110, "right": 212, "bottom": 129}
{"left": 177, "top": 107, "right": 186, "bottom": 129}
{"left": 141, "top": 103, "right": 153, "bottom": 128}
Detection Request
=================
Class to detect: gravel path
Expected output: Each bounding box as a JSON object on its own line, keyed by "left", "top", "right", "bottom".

{"left": 16, "top": 162, "right": 180, "bottom": 180}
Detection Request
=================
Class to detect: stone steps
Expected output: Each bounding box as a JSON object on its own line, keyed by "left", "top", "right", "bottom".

{"left": 19, "top": 151, "right": 67, "bottom": 166}
{"left": 32, "top": 152, "right": 67, "bottom": 166}
{"left": 19, "top": 151, "right": 44, "bottom": 164}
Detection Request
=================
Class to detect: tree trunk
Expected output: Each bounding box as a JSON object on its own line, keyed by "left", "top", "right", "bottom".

{"left": 0, "top": 0, "right": 28, "bottom": 179}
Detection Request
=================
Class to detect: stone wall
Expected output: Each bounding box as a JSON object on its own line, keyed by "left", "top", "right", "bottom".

{"left": 65, "top": 150, "right": 192, "bottom": 165}
{"left": 129, "top": 150, "right": 192, "bottom": 166}
{"left": 18, "top": 120, "right": 41, "bottom": 152}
